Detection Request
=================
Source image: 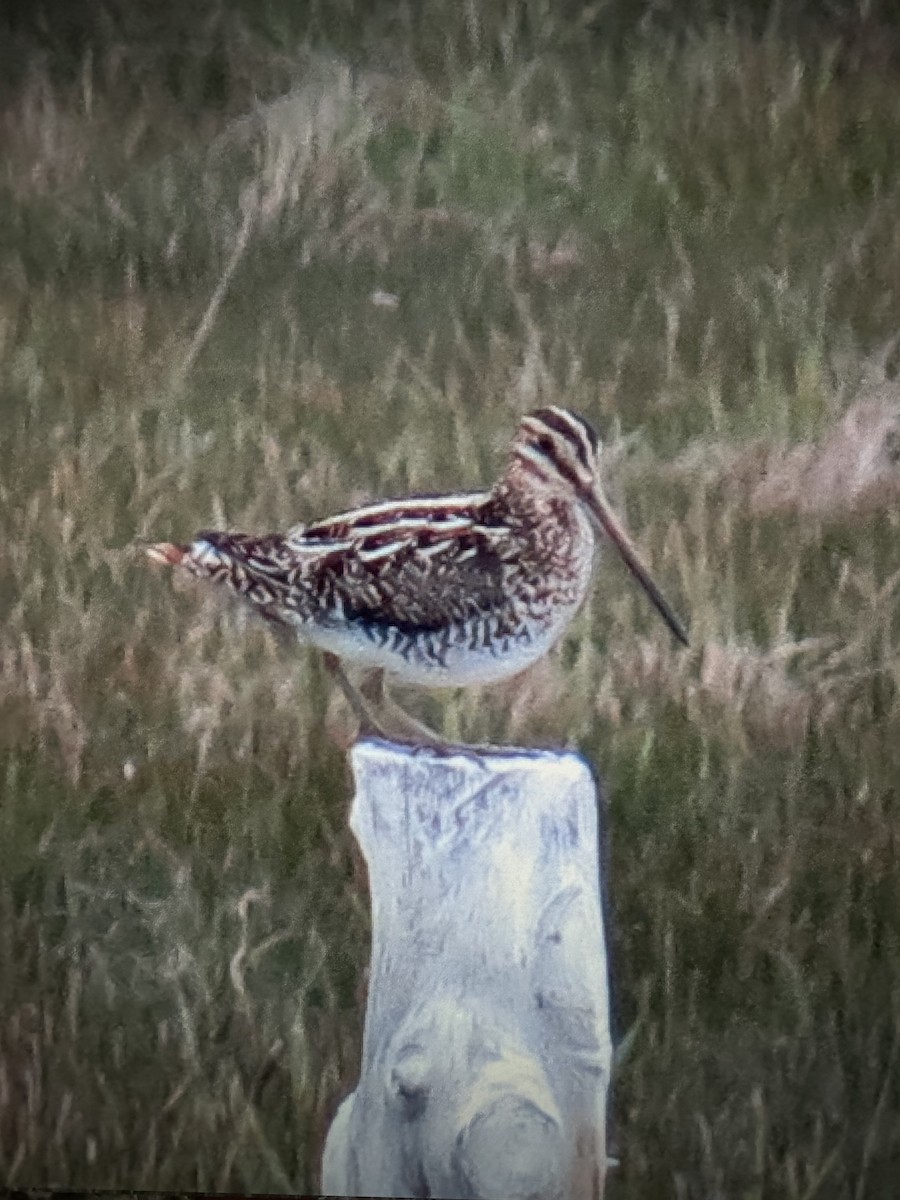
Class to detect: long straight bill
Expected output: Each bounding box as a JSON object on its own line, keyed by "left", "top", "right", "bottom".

{"left": 586, "top": 486, "right": 690, "bottom": 647}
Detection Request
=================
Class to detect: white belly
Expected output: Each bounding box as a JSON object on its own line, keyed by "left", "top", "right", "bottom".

{"left": 300, "top": 510, "right": 596, "bottom": 688}
{"left": 302, "top": 609, "right": 575, "bottom": 687}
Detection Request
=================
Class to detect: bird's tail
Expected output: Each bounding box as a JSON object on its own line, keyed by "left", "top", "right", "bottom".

{"left": 143, "top": 530, "right": 297, "bottom": 622}
{"left": 145, "top": 541, "right": 190, "bottom": 567}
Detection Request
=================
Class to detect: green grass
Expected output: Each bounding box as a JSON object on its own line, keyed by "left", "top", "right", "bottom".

{"left": 2, "top": 2, "right": 900, "bottom": 1195}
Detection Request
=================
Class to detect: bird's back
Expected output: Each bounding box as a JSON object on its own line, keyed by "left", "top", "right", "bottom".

{"left": 158, "top": 487, "right": 595, "bottom": 686}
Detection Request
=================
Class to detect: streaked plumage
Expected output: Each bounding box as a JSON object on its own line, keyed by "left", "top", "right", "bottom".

{"left": 146, "top": 408, "right": 688, "bottom": 732}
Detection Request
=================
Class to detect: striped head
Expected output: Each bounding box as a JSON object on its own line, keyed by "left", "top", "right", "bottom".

{"left": 509, "top": 406, "right": 689, "bottom": 647}
{"left": 510, "top": 407, "right": 601, "bottom": 498}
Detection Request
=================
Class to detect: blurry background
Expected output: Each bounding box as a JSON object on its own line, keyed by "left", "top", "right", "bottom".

{"left": 2, "top": 0, "right": 900, "bottom": 1194}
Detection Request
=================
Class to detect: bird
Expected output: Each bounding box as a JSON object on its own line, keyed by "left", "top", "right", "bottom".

{"left": 144, "top": 407, "right": 688, "bottom": 742}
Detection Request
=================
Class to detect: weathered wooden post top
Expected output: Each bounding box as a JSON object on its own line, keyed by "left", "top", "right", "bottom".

{"left": 323, "top": 737, "right": 612, "bottom": 1200}
{"left": 140, "top": 404, "right": 685, "bottom": 1195}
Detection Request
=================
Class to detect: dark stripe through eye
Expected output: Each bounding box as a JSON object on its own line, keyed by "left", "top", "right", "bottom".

{"left": 523, "top": 435, "right": 583, "bottom": 492}
{"left": 528, "top": 408, "right": 598, "bottom": 470}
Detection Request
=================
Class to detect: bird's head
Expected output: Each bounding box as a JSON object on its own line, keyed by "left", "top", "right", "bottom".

{"left": 509, "top": 406, "right": 689, "bottom": 647}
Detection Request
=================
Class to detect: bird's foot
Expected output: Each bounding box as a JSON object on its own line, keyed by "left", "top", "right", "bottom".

{"left": 322, "top": 654, "right": 391, "bottom": 740}
{"left": 323, "top": 657, "right": 495, "bottom": 752}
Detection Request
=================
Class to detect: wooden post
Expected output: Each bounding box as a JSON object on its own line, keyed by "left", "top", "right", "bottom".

{"left": 322, "top": 739, "right": 612, "bottom": 1200}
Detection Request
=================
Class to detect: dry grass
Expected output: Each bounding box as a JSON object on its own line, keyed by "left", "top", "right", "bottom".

{"left": 2, "top": 3, "right": 900, "bottom": 1196}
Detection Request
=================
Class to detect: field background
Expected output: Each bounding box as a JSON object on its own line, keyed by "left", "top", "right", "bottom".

{"left": 2, "top": 0, "right": 900, "bottom": 1195}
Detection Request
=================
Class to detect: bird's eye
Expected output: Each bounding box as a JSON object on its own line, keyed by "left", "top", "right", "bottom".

{"left": 537, "top": 436, "right": 554, "bottom": 455}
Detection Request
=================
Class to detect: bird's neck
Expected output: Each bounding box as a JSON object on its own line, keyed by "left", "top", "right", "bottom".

{"left": 494, "top": 461, "right": 566, "bottom": 516}
{"left": 491, "top": 464, "right": 591, "bottom": 547}
{"left": 491, "top": 466, "right": 595, "bottom": 591}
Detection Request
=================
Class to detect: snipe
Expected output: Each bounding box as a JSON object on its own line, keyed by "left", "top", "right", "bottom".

{"left": 145, "top": 407, "right": 688, "bottom": 742}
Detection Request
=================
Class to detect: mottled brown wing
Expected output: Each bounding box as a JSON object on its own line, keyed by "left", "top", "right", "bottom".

{"left": 296, "top": 500, "right": 521, "bottom": 632}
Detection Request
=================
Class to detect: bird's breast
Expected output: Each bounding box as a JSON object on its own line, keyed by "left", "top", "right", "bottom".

{"left": 302, "top": 506, "right": 596, "bottom": 687}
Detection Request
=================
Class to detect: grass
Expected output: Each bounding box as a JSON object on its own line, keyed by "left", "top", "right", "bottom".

{"left": 2, "top": 1, "right": 900, "bottom": 1195}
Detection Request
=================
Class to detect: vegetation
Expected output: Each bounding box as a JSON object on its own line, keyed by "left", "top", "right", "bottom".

{"left": 2, "top": 1, "right": 899, "bottom": 1194}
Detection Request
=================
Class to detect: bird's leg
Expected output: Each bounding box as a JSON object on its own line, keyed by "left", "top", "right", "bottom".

{"left": 379, "top": 685, "right": 500, "bottom": 754}
{"left": 321, "top": 653, "right": 388, "bottom": 738}
{"left": 359, "top": 667, "right": 446, "bottom": 744}
{"left": 379, "top": 678, "right": 450, "bottom": 747}
{"left": 358, "top": 668, "right": 386, "bottom": 710}
{"left": 323, "top": 655, "right": 451, "bottom": 747}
